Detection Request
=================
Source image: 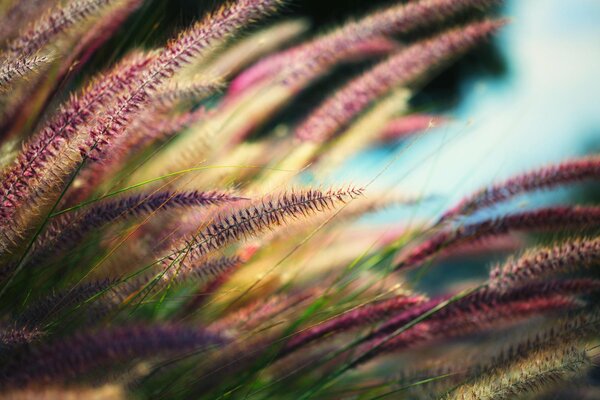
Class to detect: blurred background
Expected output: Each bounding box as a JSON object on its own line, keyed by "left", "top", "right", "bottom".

{"left": 89, "top": 0, "right": 600, "bottom": 288}
{"left": 345, "top": 0, "right": 600, "bottom": 213}
{"left": 132, "top": 0, "right": 600, "bottom": 214}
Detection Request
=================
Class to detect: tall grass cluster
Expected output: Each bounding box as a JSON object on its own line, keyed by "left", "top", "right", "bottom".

{"left": 0, "top": 0, "right": 598, "bottom": 398}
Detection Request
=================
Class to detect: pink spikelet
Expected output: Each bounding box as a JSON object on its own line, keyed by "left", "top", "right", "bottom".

{"left": 295, "top": 19, "right": 504, "bottom": 143}
{"left": 227, "top": 36, "right": 398, "bottom": 99}
{"left": 66, "top": 106, "right": 210, "bottom": 205}
{"left": 0, "top": 0, "right": 114, "bottom": 87}
{"left": 395, "top": 206, "right": 600, "bottom": 270}
{"left": 0, "top": 53, "right": 151, "bottom": 232}
{"left": 490, "top": 237, "right": 600, "bottom": 290}
{"left": 441, "top": 155, "right": 600, "bottom": 221}
{"left": 229, "top": 0, "right": 501, "bottom": 96}
{"left": 0, "top": 0, "right": 56, "bottom": 42}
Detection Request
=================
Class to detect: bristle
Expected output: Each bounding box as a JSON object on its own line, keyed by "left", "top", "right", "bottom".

{"left": 379, "top": 114, "right": 447, "bottom": 142}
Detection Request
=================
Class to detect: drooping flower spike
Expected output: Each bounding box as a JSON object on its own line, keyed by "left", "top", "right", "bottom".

{"left": 161, "top": 188, "right": 363, "bottom": 279}
{"left": 441, "top": 154, "right": 600, "bottom": 222}
{"left": 395, "top": 206, "right": 600, "bottom": 271}
{"left": 229, "top": 0, "right": 502, "bottom": 96}
{"left": 23, "top": 190, "right": 244, "bottom": 269}
{"left": 490, "top": 236, "right": 600, "bottom": 289}
{"left": 295, "top": 19, "right": 504, "bottom": 143}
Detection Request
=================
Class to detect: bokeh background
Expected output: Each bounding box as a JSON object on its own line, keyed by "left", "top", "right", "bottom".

{"left": 91, "top": 0, "right": 600, "bottom": 289}
{"left": 346, "top": 0, "right": 600, "bottom": 211}
{"left": 134, "top": 0, "right": 600, "bottom": 211}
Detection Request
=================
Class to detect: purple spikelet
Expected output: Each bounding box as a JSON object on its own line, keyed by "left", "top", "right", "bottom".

{"left": 441, "top": 155, "right": 600, "bottom": 221}
{"left": 165, "top": 188, "right": 364, "bottom": 268}
{"left": 369, "top": 279, "right": 599, "bottom": 344}
{"left": 294, "top": 19, "right": 504, "bottom": 143}
{"left": 0, "top": 325, "right": 226, "bottom": 387}
{"left": 188, "top": 255, "right": 245, "bottom": 284}
{"left": 367, "top": 296, "right": 578, "bottom": 360}
{"left": 30, "top": 191, "right": 244, "bottom": 265}
{"left": 395, "top": 206, "right": 600, "bottom": 270}
{"left": 74, "top": 191, "right": 244, "bottom": 226}
{"left": 490, "top": 237, "right": 600, "bottom": 289}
